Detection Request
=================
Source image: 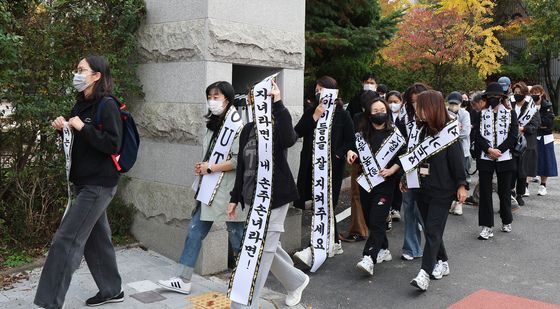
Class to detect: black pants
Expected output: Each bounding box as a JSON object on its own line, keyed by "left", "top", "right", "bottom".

{"left": 479, "top": 169, "right": 513, "bottom": 227}
{"left": 416, "top": 192, "right": 452, "bottom": 274}
{"left": 359, "top": 188, "right": 391, "bottom": 262}
{"left": 391, "top": 182, "right": 402, "bottom": 212}
{"left": 510, "top": 155, "right": 526, "bottom": 196}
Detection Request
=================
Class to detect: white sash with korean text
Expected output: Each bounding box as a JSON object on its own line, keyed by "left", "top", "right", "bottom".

{"left": 356, "top": 128, "right": 406, "bottom": 192}
{"left": 229, "top": 74, "right": 277, "bottom": 306}
{"left": 517, "top": 96, "right": 538, "bottom": 127}
{"left": 310, "top": 88, "right": 338, "bottom": 272}
{"left": 400, "top": 119, "right": 460, "bottom": 181}
{"left": 195, "top": 107, "right": 243, "bottom": 206}
{"left": 403, "top": 121, "right": 421, "bottom": 188}
{"left": 480, "top": 104, "right": 512, "bottom": 161}
{"left": 62, "top": 122, "right": 73, "bottom": 219}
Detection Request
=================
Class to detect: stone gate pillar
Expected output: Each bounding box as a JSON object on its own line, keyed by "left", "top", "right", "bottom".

{"left": 121, "top": 0, "right": 305, "bottom": 275}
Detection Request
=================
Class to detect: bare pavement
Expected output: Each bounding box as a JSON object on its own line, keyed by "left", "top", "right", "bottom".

{"left": 2, "top": 144, "right": 560, "bottom": 309}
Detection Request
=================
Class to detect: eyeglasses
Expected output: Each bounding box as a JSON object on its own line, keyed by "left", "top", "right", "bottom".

{"left": 72, "top": 68, "right": 95, "bottom": 75}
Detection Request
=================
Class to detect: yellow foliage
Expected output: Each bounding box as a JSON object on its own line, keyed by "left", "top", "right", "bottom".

{"left": 437, "top": 0, "right": 507, "bottom": 77}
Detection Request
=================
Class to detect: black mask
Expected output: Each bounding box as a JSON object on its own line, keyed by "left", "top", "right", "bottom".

{"left": 315, "top": 93, "right": 321, "bottom": 103}
{"left": 514, "top": 94, "right": 525, "bottom": 103}
{"left": 487, "top": 97, "right": 501, "bottom": 109}
{"left": 531, "top": 95, "right": 541, "bottom": 102}
{"left": 370, "top": 113, "right": 387, "bottom": 125}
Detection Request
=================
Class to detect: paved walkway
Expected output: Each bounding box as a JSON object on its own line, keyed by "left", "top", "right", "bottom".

{"left": 0, "top": 247, "right": 304, "bottom": 309}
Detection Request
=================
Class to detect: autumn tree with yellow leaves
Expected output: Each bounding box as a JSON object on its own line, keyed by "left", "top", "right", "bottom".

{"left": 381, "top": 0, "right": 506, "bottom": 91}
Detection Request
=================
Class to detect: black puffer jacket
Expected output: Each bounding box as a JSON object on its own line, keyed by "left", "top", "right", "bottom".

{"left": 69, "top": 97, "right": 122, "bottom": 187}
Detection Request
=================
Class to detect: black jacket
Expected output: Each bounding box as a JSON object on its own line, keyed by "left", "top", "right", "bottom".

{"left": 346, "top": 90, "right": 367, "bottom": 121}
{"left": 417, "top": 139, "right": 467, "bottom": 198}
{"left": 229, "top": 101, "right": 299, "bottom": 209}
{"left": 473, "top": 108, "right": 518, "bottom": 172}
{"left": 69, "top": 97, "right": 122, "bottom": 187}
{"left": 538, "top": 100, "right": 555, "bottom": 136}
{"left": 293, "top": 104, "right": 354, "bottom": 209}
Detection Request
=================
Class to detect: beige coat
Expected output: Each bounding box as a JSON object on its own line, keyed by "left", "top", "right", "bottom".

{"left": 199, "top": 128, "right": 248, "bottom": 222}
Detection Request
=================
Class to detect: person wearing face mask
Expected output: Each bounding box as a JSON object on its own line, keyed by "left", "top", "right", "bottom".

{"left": 346, "top": 97, "right": 405, "bottom": 276}
{"left": 510, "top": 82, "right": 541, "bottom": 205}
{"left": 157, "top": 81, "right": 248, "bottom": 295}
{"left": 473, "top": 82, "right": 519, "bottom": 240}
{"left": 386, "top": 91, "right": 404, "bottom": 222}
{"left": 395, "top": 83, "right": 430, "bottom": 261}
{"left": 346, "top": 72, "right": 378, "bottom": 121}
{"left": 293, "top": 76, "right": 355, "bottom": 267}
{"left": 530, "top": 85, "right": 558, "bottom": 196}
{"left": 35, "top": 55, "right": 124, "bottom": 308}
{"left": 446, "top": 92, "right": 471, "bottom": 216}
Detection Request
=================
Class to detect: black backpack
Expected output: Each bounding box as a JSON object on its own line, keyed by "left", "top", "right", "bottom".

{"left": 95, "top": 96, "right": 140, "bottom": 173}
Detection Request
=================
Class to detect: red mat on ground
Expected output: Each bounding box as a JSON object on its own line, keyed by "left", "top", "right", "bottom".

{"left": 448, "top": 289, "right": 560, "bottom": 309}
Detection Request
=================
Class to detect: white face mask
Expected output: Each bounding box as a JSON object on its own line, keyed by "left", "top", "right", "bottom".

{"left": 207, "top": 99, "right": 225, "bottom": 115}
{"left": 448, "top": 104, "right": 460, "bottom": 113}
{"left": 389, "top": 102, "right": 401, "bottom": 113}
{"left": 72, "top": 73, "right": 89, "bottom": 92}
{"left": 363, "top": 84, "right": 377, "bottom": 92}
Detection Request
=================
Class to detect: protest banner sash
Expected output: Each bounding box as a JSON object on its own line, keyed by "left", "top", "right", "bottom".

{"left": 195, "top": 107, "right": 243, "bottom": 206}
{"left": 480, "top": 104, "right": 512, "bottom": 161}
{"left": 228, "top": 73, "right": 277, "bottom": 306}
{"left": 400, "top": 119, "right": 460, "bottom": 186}
{"left": 62, "top": 122, "right": 74, "bottom": 220}
{"left": 356, "top": 127, "right": 406, "bottom": 192}
{"left": 310, "top": 88, "right": 338, "bottom": 272}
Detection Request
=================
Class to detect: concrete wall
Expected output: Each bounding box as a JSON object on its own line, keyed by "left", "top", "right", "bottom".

{"left": 124, "top": 0, "right": 305, "bottom": 275}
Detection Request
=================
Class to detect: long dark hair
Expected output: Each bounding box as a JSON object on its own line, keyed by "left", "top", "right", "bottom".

{"left": 416, "top": 90, "right": 451, "bottom": 136}
{"left": 78, "top": 55, "right": 114, "bottom": 101}
{"left": 358, "top": 97, "right": 392, "bottom": 142}
{"left": 205, "top": 81, "right": 235, "bottom": 131}
{"left": 315, "top": 76, "right": 344, "bottom": 107}
{"left": 403, "top": 83, "right": 430, "bottom": 118}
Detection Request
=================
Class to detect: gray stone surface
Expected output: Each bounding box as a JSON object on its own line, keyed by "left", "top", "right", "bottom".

{"left": 0, "top": 247, "right": 303, "bottom": 309}
{"left": 134, "top": 101, "right": 206, "bottom": 144}
{"left": 144, "top": 0, "right": 208, "bottom": 24}
{"left": 137, "top": 19, "right": 304, "bottom": 69}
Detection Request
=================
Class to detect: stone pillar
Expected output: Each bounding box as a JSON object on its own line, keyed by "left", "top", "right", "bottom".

{"left": 123, "top": 0, "right": 305, "bottom": 275}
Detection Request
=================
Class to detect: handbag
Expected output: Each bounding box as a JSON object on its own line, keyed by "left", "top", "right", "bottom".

{"left": 512, "top": 134, "right": 527, "bottom": 156}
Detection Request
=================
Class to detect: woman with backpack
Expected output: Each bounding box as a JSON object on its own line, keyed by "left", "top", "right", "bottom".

{"left": 157, "top": 81, "right": 248, "bottom": 295}
{"left": 35, "top": 55, "right": 124, "bottom": 308}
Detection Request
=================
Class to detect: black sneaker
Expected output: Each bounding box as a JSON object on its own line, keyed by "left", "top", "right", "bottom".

{"left": 464, "top": 196, "right": 478, "bottom": 206}
{"left": 86, "top": 290, "right": 124, "bottom": 307}
{"left": 516, "top": 195, "right": 525, "bottom": 206}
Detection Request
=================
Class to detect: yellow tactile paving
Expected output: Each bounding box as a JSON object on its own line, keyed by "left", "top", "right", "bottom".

{"left": 186, "top": 291, "right": 231, "bottom": 309}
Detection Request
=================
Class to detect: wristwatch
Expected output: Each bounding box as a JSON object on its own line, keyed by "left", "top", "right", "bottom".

{"left": 207, "top": 165, "right": 212, "bottom": 174}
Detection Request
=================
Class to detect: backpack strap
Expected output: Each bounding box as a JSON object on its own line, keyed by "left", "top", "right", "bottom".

{"left": 95, "top": 96, "right": 120, "bottom": 129}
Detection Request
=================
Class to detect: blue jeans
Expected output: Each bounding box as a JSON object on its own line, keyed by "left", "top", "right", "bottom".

{"left": 179, "top": 206, "right": 245, "bottom": 268}
{"left": 402, "top": 190, "right": 423, "bottom": 257}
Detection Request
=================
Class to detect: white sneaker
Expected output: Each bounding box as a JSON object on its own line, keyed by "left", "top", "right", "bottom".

{"left": 453, "top": 202, "right": 463, "bottom": 215}
{"left": 401, "top": 253, "right": 414, "bottom": 261}
{"left": 157, "top": 277, "right": 191, "bottom": 294}
{"left": 390, "top": 209, "right": 401, "bottom": 221}
{"left": 376, "top": 249, "right": 392, "bottom": 264}
{"left": 356, "top": 255, "right": 374, "bottom": 276}
{"left": 431, "top": 260, "right": 450, "bottom": 279}
{"left": 293, "top": 247, "right": 313, "bottom": 267}
{"left": 532, "top": 176, "right": 541, "bottom": 183}
{"left": 410, "top": 269, "right": 430, "bottom": 291}
{"left": 478, "top": 226, "right": 494, "bottom": 240}
{"left": 329, "top": 242, "right": 343, "bottom": 257}
{"left": 449, "top": 201, "right": 457, "bottom": 214}
{"left": 285, "top": 274, "right": 309, "bottom": 307}
{"left": 523, "top": 186, "right": 530, "bottom": 197}
{"left": 501, "top": 223, "right": 512, "bottom": 233}
{"left": 538, "top": 185, "right": 547, "bottom": 196}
